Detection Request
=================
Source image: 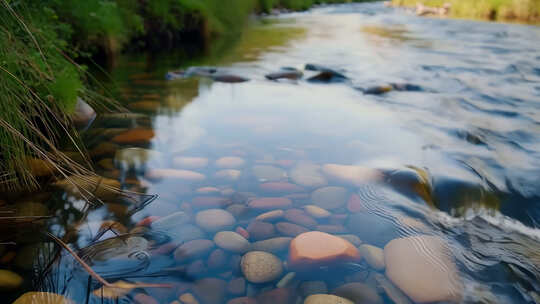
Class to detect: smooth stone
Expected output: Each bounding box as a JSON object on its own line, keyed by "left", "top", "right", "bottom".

{"left": 259, "top": 182, "right": 305, "bottom": 194}
{"left": 247, "top": 221, "right": 276, "bottom": 241}
{"left": 362, "top": 85, "right": 393, "bottom": 95}
{"left": 133, "top": 293, "right": 159, "bottom": 304}
{"left": 333, "top": 283, "right": 383, "bottom": 304}
{"left": 72, "top": 97, "right": 96, "bottom": 129}
{"left": 12, "top": 292, "right": 73, "bottom": 304}
{"left": 276, "top": 272, "right": 296, "bottom": 288}
{"left": 227, "top": 204, "right": 250, "bottom": 219}
{"left": 311, "top": 186, "right": 348, "bottom": 210}
{"left": 212, "top": 74, "right": 249, "bottom": 83}
{"left": 303, "top": 205, "right": 331, "bottom": 219}
{"left": 54, "top": 175, "right": 121, "bottom": 200}
{"left": 373, "top": 273, "right": 412, "bottom": 304}
{"left": 227, "top": 277, "right": 246, "bottom": 296}
{"left": 316, "top": 225, "right": 346, "bottom": 234}
{"left": 251, "top": 237, "right": 293, "bottom": 254}
{"left": 386, "top": 167, "right": 431, "bottom": 202}
{"left": 236, "top": 227, "right": 250, "bottom": 239}
{"left": 256, "top": 287, "right": 295, "bottom": 304}
{"left": 307, "top": 71, "right": 348, "bottom": 83}
{"left": 192, "top": 196, "right": 230, "bottom": 209}
{"left": 322, "top": 164, "right": 383, "bottom": 187}
{"left": 216, "top": 157, "right": 246, "bottom": 168}
{"left": 112, "top": 128, "right": 155, "bottom": 144}
{"left": 290, "top": 163, "right": 327, "bottom": 188}
{"left": 214, "top": 231, "right": 251, "bottom": 253}
{"left": 284, "top": 209, "right": 317, "bottom": 228}
{"left": 241, "top": 251, "right": 283, "bottom": 283}
{"left": 196, "top": 187, "right": 220, "bottom": 194}
{"left": 168, "top": 224, "right": 207, "bottom": 243}
{"left": 252, "top": 165, "right": 287, "bottom": 182}
{"left": 384, "top": 236, "right": 463, "bottom": 303}
{"left": 0, "top": 269, "right": 23, "bottom": 289}
{"left": 299, "top": 281, "right": 328, "bottom": 297}
{"left": 265, "top": 70, "right": 303, "bottom": 81}
{"left": 145, "top": 169, "right": 205, "bottom": 181}
{"left": 193, "top": 278, "right": 226, "bottom": 304}
{"left": 173, "top": 156, "right": 209, "bottom": 169}
{"left": 289, "top": 231, "right": 361, "bottom": 271}
{"left": 174, "top": 239, "right": 215, "bottom": 262}
{"left": 179, "top": 292, "right": 199, "bottom": 304}
{"left": 227, "top": 297, "right": 257, "bottom": 304}
{"left": 358, "top": 244, "right": 385, "bottom": 270}
{"left": 276, "top": 222, "right": 309, "bottom": 237}
{"left": 304, "top": 294, "right": 354, "bottom": 304}
{"left": 187, "top": 259, "right": 208, "bottom": 278}
{"left": 208, "top": 249, "right": 228, "bottom": 270}
{"left": 195, "top": 209, "right": 236, "bottom": 233}
{"left": 249, "top": 198, "right": 292, "bottom": 210}
{"left": 214, "top": 169, "right": 242, "bottom": 181}
{"left": 347, "top": 212, "right": 398, "bottom": 247}
{"left": 151, "top": 211, "right": 190, "bottom": 231}
{"left": 255, "top": 210, "right": 284, "bottom": 222}
{"left": 336, "top": 235, "right": 362, "bottom": 247}
{"left": 347, "top": 194, "right": 366, "bottom": 213}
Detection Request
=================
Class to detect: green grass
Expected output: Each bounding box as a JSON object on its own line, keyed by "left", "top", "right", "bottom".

{"left": 392, "top": 0, "right": 540, "bottom": 22}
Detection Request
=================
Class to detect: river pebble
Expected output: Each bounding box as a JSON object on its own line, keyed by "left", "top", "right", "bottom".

{"left": 227, "top": 297, "right": 257, "bottom": 304}
{"left": 322, "top": 164, "right": 383, "bottom": 187}
{"left": 247, "top": 221, "right": 276, "bottom": 241}
{"left": 384, "top": 235, "right": 463, "bottom": 303}
{"left": 358, "top": 244, "right": 385, "bottom": 270}
{"left": 192, "top": 196, "right": 230, "bottom": 209}
{"left": 207, "top": 248, "right": 228, "bottom": 270}
{"left": 311, "top": 186, "right": 348, "bottom": 210}
{"left": 227, "top": 277, "right": 246, "bottom": 296}
{"left": 259, "top": 182, "right": 305, "bottom": 194}
{"left": 251, "top": 237, "right": 293, "bottom": 253}
{"left": 193, "top": 278, "right": 226, "bottom": 304}
{"left": 214, "top": 231, "right": 251, "bottom": 253}
{"left": 304, "top": 294, "right": 354, "bottom": 304}
{"left": 255, "top": 209, "right": 284, "bottom": 222}
{"left": 252, "top": 165, "right": 288, "bottom": 182}
{"left": 241, "top": 251, "right": 283, "bottom": 283}
{"left": 214, "top": 169, "right": 242, "bottom": 181}
{"left": 300, "top": 281, "right": 328, "bottom": 297}
{"left": 195, "top": 209, "right": 236, "bottom": 232}
{"left": 276, "top": 222, "right": 309, "bottom": 237}
{"left": 174, "top": 239, "right": 215, "bottom": 262}
{"left": 333, "top": 282, "right": 383, "bottom": 304}
{"left": 216, "top": 156, "right": 246, "bottom": 168}
{"left": 290, "top": 163, "right": 327, "bottom": 188}
{"left": 284, "top": 209, "right": 318, "bottom": 228}
{"left": 303, "top": 205, "right": 331, "bottom": 219}
{"left": 249, "top": 197, "right": 292, "bottom": 210}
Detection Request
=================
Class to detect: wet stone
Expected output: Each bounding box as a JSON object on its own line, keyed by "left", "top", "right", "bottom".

{"left": 311, "top": 186, "right": 348, "bottom": 210}
{"left": 347, "top": 212, "right": 398, "bottom": 247}
{"left": 300, "top": 281, "right": 328, "bottom": 297}
{"left": 195, "top": 209, "right": 236, "bottom": 233}
{"left": 236, "top": 227, "right": 250, "bottom": 239}
{"left": 215, "top": 169, "right": 242, "bottom": 182}
{"left": 241, "top": 251, "right": 284, "bottom": 283}
{"left": 192, "top": 196, "right": 231, "bottom": 209}
{"left": 227, "top": 277, "right": 246, "bottom": 296}
{"left": 304, "top": 294, "right": 354, "bottom": 304}
{"left": 333, "top": 282, "right": 383, "bottom": 304}
{"left": 214, "top": 231, "right": 251, "bottom": 253}
{"left": 193, "top": 278, "right": 227, "bottom": 304}
{"left": 373, "top": 273, "right": 412, "bottom": 304}
{"left": 0, "top": 269, "right": 23, "bottom": 289}
{"left": 249, "top": 197, "right": 292, "bottom": 210}
{"left": 384, "top": 236, "right": 463, "bottom": 303}
{"left": 277, "top": 272, "right": 296, "bottom": 288}
{"left": 168, "top": 224, "right": 206, "bottom": 244}
{"left": 358, "top": 244, "right": 385, "bottom": 271}
{"left": 174, "top": 239, "right": 215, "bottom": 262}
{"left": 289, "top": 231, "right": 361, "bottom": 271}
{"left": 255, "top": 209, "right": 285, "bottom": 222}
{"left": 151, "top": 211, "right": 190, "bottom": 231}
{"left": 208, "top": 248, "right": 228, "bottom": 270}
{"left": 347, "top": 194, "right": 366, "bottom": 213}
{"left": 304, "top": 205, "right": 331, "bottom": 219}
{"left": 322, "top": 164, "right": 383, "bottom": 187}
{"left": 252, "top": 165, "right": 288, "bottom": 182}
{"left": 227, "top": 297, "right": 257, "bottom": 304}
{"left": 290, "top": 163, "right": 328, "bottom": 188}
{"left": 216, "top": 156, "right": 246, "bottom": 168}
{"left": 276, "top": 222, "right": 309, "bottom": 237}
{"left": 284, "top": 209, "right": 318, "bottom": 228}
{"left": 187, "top": 259, "right": 208, "bottom": 279}
{"left": 133, "top": 293, "right": 159, "bottom": 304}
{"left": 256, "top": 287, "right": 295, "bottom": 304}
{"left": 251, "top": 237, "right": 293, "bottom": 254}
{"left": 247, "top": 221, "right": 276, "bottom": 241}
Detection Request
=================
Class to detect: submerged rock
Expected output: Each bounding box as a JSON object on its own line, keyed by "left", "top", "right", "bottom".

{"left": 333, "top": 282, "right": 383, "bottom": 304}
{"left": 214, "top": 231, "right": 251, "bottom": 253}
{"left": 358, "top": 244, "right": 385, "bottom": 270}
{"left": 384, "top": 236, "right": 463, "bottom": 303}
{"left": 290, "top": 163, "right": 327, "bottom": 188}
{"left": 216, "top": 156, "right": 246, "bottom": 168}
{"left": 252, "top": 165, "right": 287, "bottom": 182}
{"left": 241, "top": 251, "right": 283, "bottom": 283}
{"left": 248, "top": 197, "right": 292, "bottom": 210}
{"left": 311, "top": 186, "right": 348, "bottom": 210}
{"left": 304, "top": 294, "right": 354, "bottom": 304}
{"left": 195, "top": 209, "right": 236, "bottom": 233}
{"left": 174, "top": 239, "right": 215, "bottom": 262}
{"left": 265, "top": 69, "right": 303, "bottom": 81}
{"left": 251, "top": 237, "right": 292, "bottom": 254}
{"left": 193, "top": 278, "right": 227, "bottom": 304}
{"left": 322, "top": 164, "right": 383, "bottom": 187}
{"left": 212, "top": 74, "right": 250, "bottom": 83}
{"left": 12, "top": 292, "right": 73, "bottom": 304}
{"left": 288, "top": 231, "right": 361, "bottom": 271}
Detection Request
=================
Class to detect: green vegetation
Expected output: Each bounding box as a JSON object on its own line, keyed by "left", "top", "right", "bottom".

{"left": 392, "top": 0, "right": 540, "bottom": 22}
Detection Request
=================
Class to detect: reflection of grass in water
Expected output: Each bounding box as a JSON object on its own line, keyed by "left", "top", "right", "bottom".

{"left": 361, "top": 25, "right": 432, "bottom": 48}
{"left": 392, "top": 0, "right": 540, "bottom": 23}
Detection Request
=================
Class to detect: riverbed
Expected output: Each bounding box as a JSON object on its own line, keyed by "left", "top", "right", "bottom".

{"left": 4, "top": 2, "right": 540, "bottom": 304}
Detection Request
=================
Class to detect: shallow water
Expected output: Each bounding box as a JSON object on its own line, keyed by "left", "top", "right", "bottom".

{"left": 3, "top": 2, "right": 540, "bottom": 304}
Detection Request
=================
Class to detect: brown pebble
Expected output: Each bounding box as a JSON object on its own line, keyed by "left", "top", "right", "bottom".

{"left": 284, "top": 209, "right": 317, "bottom": 228}
{"left": 275, "top": 222, "right": 309, "bottom": 237}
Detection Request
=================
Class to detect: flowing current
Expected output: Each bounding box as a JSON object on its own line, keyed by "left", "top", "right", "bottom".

{"left": 6, "top": 2, "right": 540, "bottom": 304}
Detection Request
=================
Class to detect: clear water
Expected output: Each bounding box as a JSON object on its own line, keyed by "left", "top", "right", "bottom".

{"left": 3, "top": 3, "right": 540, "bottom": 304}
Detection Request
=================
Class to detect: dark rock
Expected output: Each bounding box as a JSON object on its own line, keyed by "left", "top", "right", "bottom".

{"left": 212, "top": 74, "right": 250, "bottom": 83}
{"left": 186, "top": 259, "right": 208, "bottom": 279}
{"left": 227, "top": 297, "right": 257, "bottom": 304}
{"left": 173, "top": 239, "right": 215, "bottom": 262}
{"left": 333, "top": 282, "right": 383, "bottom": 304}
{"left": 247, "top": 221, "right": 276, "bottom": 241}
{"left": 265, "top": 70, "right": 303, "bottom": 81}
{"left": 346, "top": 212, "right": 398, "bottom": 247}
{"left": 305, "top": 63, "right": 347, "bottom": 78}
{"left": 362, "top": 85, "right": 394, "bottom": 95}
{"left": 284, "top": 209, "right": 317, "bottom": 228}
{"left": 193, "top": 278, "right": 227, "bottom": 304}
{"left": 307, "top": 71, "right": 348, "bottom": 83}
{"left": 256, "top": 288, "right": 295, "bottom": 304}
{"left": 227, "top": 277, "right": 246, "bottom": 296}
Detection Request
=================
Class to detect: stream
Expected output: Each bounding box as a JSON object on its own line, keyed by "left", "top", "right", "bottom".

{"left": 3, "top": 2, "right": 540, "bottom": 304}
